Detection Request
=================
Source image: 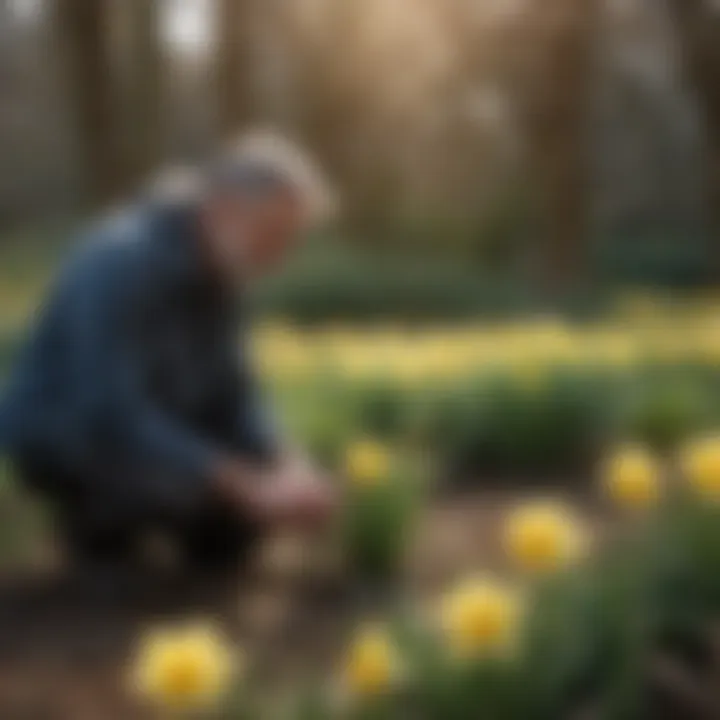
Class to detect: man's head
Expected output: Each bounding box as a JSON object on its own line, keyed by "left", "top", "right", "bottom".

{"left": 197, "top": 132, "right": 334, "bottom": 283}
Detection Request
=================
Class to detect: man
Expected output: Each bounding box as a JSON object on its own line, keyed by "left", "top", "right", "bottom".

{"left": 0, "top": 133, "right": 337, "bottom": 571}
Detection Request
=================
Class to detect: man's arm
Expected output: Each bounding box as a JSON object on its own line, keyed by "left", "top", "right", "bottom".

{"left": 71, "top": 244, "right": 334, "bottom": 526}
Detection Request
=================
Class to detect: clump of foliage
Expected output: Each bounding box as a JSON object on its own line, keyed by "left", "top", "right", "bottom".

{"left": 341, "top": 440, "right": 423, "bottom": 581}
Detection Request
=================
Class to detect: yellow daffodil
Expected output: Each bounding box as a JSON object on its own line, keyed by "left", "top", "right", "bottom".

{"left": 440, "top": 576, "right": 524, "bottom": 658}
{"left": 603, "top": 444, "right": 661, "bottom": 510}
{"left": 680, "top": 435, "right": 720, "bottom": 501}
{"left": 345, "top": 440, "right": 391, "bottom": 487}
{"left": 253, "top": 319, "right": 720, "bottom": 387}
{"left": 344, "top": 624, "right": 399, "bottom": 696}
{"left": 132, "top": 622, "right": 238, "bottom": 711}
{"left": 504, "top": 500, "right": 587, "bottom": 574}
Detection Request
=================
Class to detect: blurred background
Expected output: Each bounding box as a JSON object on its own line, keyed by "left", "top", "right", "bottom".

{"left": 2, "top": 0, "right": 720, "bottom": 294}
{"left": 3, "top": 0, "right": 720, "bottom": 494}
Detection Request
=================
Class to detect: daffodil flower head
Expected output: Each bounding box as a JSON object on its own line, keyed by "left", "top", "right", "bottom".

{"left": 132, "top": 622, "right": 239, "bottom": 711}
{"left": 680, "top": 434, "right": 720, "bottom": 501}
{"left": 440, "top": 575, "right": 525, "bottom": 659}
{"left": 344, "top": 624, "right": 400, "bottom": 697}
{"left": 345, "top": 440, "right": 392, "bottom": 487}
{"left": 504, "top": 500, "right": 588, "bottom": 575}
{"left": 603, "top": 444, "right": 662, "bottom": 510}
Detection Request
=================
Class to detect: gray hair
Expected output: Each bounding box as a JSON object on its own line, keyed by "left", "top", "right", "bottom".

{"left": 149, "top": 130, "right": 337, "bottom": 227}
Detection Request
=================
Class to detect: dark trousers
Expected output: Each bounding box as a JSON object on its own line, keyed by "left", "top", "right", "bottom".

{"left": 14, "top": 456, "right": 259, "bottom": 571}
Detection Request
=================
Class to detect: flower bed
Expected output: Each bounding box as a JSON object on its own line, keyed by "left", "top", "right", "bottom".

{"left": 128, "top": 437, "right": 720, "bottom": 718}
{"left": 257, "top": 317, "right": 720, "bottom": 478}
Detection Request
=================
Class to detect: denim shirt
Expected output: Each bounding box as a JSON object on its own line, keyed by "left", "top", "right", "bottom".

{"left": 0, "top": 202, "right": 276, "bottom": 512}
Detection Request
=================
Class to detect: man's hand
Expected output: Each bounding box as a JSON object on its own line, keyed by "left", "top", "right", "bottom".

{"left": 211, "top": 457, "right": 338, "bottom": 529}
{"left": 251, "top": 471, "right": 337, "bottom": 528}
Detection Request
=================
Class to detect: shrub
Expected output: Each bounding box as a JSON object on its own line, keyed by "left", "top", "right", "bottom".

{"left": 410, "top": 370, "right": 613, "bottom": 480}
{"left": 252, "top": 237, "right": 537, "bottom": 324}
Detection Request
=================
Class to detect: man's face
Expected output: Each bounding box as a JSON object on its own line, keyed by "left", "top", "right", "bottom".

{"left": 202, "top": 187, "right": 304, "bottom": 283}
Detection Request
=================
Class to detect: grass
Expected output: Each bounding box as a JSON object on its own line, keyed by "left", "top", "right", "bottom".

{"left": 0, "top": 223, "right": 72, "bottom": 331}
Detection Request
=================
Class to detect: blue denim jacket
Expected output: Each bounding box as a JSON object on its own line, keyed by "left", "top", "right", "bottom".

{"left": 0, "top": 202, "right": 276, "bottom": 512}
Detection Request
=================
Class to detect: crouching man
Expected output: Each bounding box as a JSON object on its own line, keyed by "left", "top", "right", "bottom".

{"left": 0, "top": 133, "right": 337, "bottom": 572}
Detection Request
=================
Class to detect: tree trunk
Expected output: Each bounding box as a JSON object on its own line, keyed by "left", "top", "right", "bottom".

{"left": 215, "top": 0, "right": 255, "bottom": 140}
{"left": 53, "top": 0, "right": 119, "bottom": 205}
{"left": 0, "top": 0, "right": 16, "bottom": 227}
{"left": 123, "top": 0, "right": 163, "bottom": 189}
{"left": 668, "top": 0, "right": 720, "bottom": 277}
{"left": 521, "top": 0, "right": 600, "bottom": 294}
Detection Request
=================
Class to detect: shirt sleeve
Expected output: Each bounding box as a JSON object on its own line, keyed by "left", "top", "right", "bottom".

{"left": 70, "top": 246, "right": 219, "bottom": 511}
